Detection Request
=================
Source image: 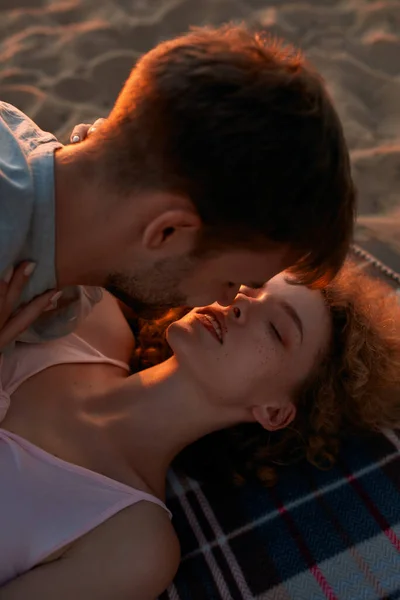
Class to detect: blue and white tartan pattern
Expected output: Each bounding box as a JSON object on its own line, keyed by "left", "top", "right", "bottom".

{"left": 161, "top": 429, "right": 400, "bottom": 599}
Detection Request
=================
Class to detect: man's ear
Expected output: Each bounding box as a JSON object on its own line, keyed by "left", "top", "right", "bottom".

{"left": 252, "top": 402, "right": 296, "bottom": 431}
{"left": 142, "top": 209, "right": 202, "bottom": 254}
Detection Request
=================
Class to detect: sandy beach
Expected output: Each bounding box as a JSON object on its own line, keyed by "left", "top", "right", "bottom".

{"left": 1, "top": 0, "right": 399, "bottom": 270}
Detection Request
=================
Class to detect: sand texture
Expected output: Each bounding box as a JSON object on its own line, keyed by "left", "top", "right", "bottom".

{"left": 1, "top": 0, "right": 399, "bottom": 268}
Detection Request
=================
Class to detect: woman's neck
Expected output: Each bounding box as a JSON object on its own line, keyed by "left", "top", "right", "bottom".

{"left": 106, "top": 357, "right": 250, "bottom": 496}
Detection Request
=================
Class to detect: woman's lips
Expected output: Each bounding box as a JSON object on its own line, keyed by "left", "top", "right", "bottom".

{"left": 196, "top": 308, "right": 225, "bottom": 340}
{"left": 195, "top": 314, "right": 223, "bottom": 343}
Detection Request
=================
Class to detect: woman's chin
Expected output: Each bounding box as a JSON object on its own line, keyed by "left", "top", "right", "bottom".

{"left": 166, "top": 319, "right": 196, "bottom": 352}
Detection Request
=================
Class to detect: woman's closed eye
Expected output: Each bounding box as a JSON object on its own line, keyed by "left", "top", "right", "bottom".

{"left": 269, "top": 321, "right": 283, "bottom": 345}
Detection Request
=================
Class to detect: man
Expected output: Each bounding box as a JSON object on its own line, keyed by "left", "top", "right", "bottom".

{"left": 0, "top": 24, "right": 355, "bottom": 349}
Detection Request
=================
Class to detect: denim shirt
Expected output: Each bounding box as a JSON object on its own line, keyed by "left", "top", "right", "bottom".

{"left": 0, "top": 101, "right": 102, "bottom": 345}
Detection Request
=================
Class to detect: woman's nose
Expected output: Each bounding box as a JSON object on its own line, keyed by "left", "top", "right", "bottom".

{"left": 232, "top": 306, "right": 241, "bottom": 319}
{"left": 227, "top": 293, "right": 252, "bottom": 322}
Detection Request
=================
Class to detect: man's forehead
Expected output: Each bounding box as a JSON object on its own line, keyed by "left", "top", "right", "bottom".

{"left": 218, "top": 246, "right": 289, "bottom": 263}
{"left": 263, "top": 272, "right": 288, "bottom": 289}
{"left": 209, "top": 247, "right": 291, "bottom": 285}
{"left": 247, "top": 281, "right": 266, "bottom": 290}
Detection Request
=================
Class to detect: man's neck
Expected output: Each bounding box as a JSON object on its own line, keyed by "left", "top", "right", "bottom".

{"left": 54, "top": 146, "right": 93, "bottom": 286}
{"left": 54, "top": 145, "right": 118, "bottom": 288}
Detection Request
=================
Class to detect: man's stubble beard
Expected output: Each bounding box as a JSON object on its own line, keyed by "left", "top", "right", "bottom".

{"left": 104, "top": 255, "right": 195, "bottom": 320}
{"left": 104, "top": 283, "right": 179, "bottom": 319}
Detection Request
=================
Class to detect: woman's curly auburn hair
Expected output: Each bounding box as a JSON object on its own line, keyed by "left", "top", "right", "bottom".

{"left": 132, "top": 262, "right": 400, "bottom": 486}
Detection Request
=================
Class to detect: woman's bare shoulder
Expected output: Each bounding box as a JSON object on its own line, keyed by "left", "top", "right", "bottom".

{"left": 68, "top": 499, "right": 178, "bottom": 558}
{"left": 1, "top": 502, "right": 179, "bottom": 600}
{"left": 66, "top": 501, "right": 180, "bottom": 594}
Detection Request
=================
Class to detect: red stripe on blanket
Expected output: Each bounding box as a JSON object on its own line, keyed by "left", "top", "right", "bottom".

{"left": 277, "top": 503, "right": 339, "bottom": 600}
{"left": 346, "top": 473, "right": 400, "bottom": 553}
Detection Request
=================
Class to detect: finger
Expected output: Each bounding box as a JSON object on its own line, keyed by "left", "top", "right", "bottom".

{"left": 70, "top": 123, "right": 93, "bottom": 143}
{"left": 88, "top": 118, "right": 106, "bottom": 136}
{"left": 0, "top": 266, "right": 14, "bottom": 318}
{"left": 0, "top": 290, "right": 59, "bottom": 352}
{"left": 0, "top": 263, "right": 35, "bottom": 330}
{"left": 2, "top": 261, "right": 36, "bottom": 323}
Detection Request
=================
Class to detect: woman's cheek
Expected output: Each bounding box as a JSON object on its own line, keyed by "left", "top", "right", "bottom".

{"left": 252, "top": 336, "right": 287, "bottom": 381}
{"left": 239, "top": 338, "right": 285, "bottom": 391}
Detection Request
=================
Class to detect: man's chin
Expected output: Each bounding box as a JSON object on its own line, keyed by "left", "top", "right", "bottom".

{"left": 105, "top": 285, "right": 172, "bottom": 320}
{"left": 135, "top": 306, "right": 172, "bottom": 320}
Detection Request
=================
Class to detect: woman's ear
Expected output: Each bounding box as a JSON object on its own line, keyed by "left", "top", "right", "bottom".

{"left": 252, "top": 402, "right": 296, "bottom": 431}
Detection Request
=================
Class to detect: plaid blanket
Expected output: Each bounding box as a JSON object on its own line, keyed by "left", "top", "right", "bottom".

{"left": 160, "top": 253, "right": 400, "bottom": 600}
{"left": 162, "top": 430, "right": 400, "bottom": 599}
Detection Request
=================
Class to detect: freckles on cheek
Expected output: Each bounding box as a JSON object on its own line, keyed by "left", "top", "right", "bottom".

{"left": 256, "top": 342, "right": 286, "bottom": 376}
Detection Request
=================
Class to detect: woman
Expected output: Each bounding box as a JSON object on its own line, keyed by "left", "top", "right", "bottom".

{"left": 0, "top": 263, "right": 399, "bottom": 599}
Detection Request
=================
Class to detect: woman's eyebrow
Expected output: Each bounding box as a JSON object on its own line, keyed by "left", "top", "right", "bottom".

{"left": 278, "top": 298, "right": 303, "bottom": 342}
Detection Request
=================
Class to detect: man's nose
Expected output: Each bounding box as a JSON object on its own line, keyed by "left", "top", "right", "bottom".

{"left": 216, "top": 285, "right": 241, "bottom": 307}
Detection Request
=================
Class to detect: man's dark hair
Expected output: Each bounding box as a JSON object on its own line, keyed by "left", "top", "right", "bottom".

{"left": 101, "top": 24, "right": 355, "bottom": 285}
